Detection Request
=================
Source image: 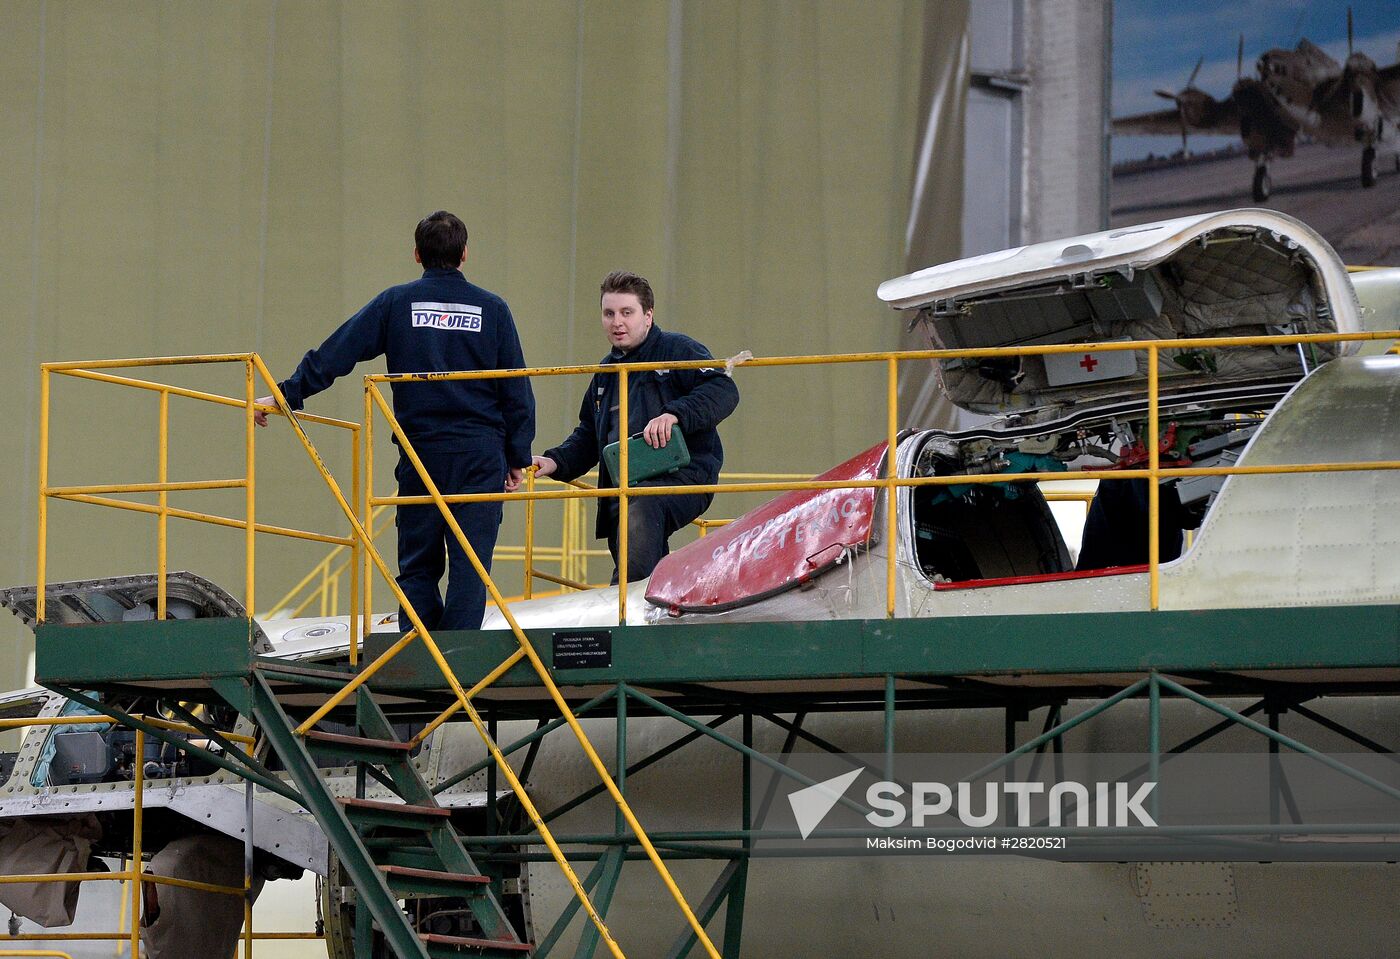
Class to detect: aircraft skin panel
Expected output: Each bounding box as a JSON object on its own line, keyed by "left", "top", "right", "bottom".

{"left": 876, "top": 209, "right": 1361, "bottom": 343}
{"left": 466, "top": 697, "right": 1400, "bottom": 958}
{"left": 1351, "top": 269, "right": 1400, "bottom": 355}
{"left": 1160, "top": 355, "right": 1400, "bottom": 611}
{"left": 912, "top": 570, "right": 1149, "bottom": 617}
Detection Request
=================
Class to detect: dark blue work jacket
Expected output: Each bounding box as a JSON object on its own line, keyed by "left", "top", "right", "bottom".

{"left": 279, "top": 268, "right": 535, "bottom": 465}
{"left": 543, "top": 324, "right": 739, "bottom": 537}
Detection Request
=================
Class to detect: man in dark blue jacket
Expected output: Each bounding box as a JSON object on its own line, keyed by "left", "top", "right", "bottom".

{"left": 256, "top": 211, "right": 534, "bottom": 631}
{"left": 532, "top": 271, "right": 738, "bottom": 582}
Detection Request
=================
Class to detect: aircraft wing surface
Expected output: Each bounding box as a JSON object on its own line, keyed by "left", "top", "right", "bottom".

{"left": 1376, "top": 62, "right": 1400, "bottom": 116}
{"left": 1111, "top": 107, "right": 1188, "bottom": 137}
{"left": 1112, "top": 99, "right": 1238, "bottom": 137}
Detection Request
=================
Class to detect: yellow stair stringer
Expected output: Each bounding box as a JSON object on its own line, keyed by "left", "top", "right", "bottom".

{"left": 251, "top": 356, "right": 721, "bottom": 959}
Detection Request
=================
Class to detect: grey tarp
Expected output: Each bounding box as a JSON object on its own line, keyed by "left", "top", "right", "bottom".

{"left": 141, "top": 834, "right": 265, "bottom": 959}
{"left": 0, "top": 814, "right": 102, "bottom": 926}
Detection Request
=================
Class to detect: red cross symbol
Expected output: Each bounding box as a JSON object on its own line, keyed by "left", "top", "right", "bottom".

{"left": 1079, "top": 354, "right": 1099, "bottom": 373}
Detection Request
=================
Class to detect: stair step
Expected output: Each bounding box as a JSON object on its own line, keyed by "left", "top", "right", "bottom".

{"left": 255, "top": 661, "right": 359, "bottom": 689}
{"left": 339, "top": 797, "right": 451, "bottom": 830}
{"left": 250, "top": 672, "right": 520, "bottom": 959}
{"left": 373, "top": 845, "right": 447, "bottom": 872}
{"left": 305, "top": 730, "right": 415, "bottom": 762}
{"left": 421, "top": 932, "right": 533, "bottom": 956}
{"left": 379, "top": 864, "right": 491, "bottom": 898}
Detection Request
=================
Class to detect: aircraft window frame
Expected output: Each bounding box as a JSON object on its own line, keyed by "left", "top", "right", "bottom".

{"left": 0, "top": 694, "right": 51, "bottom": 790}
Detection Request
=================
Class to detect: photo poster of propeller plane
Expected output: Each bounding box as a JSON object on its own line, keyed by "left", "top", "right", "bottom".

{"left": 1110, "top": 0, "right": 1400, "bottom": 264}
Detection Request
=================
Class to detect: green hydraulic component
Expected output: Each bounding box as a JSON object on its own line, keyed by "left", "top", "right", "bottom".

{"left": 923, "top": 450, "right": 1067, "bottom": 505}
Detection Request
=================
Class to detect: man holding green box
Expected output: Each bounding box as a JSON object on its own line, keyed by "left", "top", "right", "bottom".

{"left": 532, "top": 271, "right": 739, "bottom": 583}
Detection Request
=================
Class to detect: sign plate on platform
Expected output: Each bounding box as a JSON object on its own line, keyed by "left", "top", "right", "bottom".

{"left": 552, "top": 630, "right": 612, "bottom": 670}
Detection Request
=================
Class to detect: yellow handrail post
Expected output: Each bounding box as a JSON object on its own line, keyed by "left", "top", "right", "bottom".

{"left": 242, "top": 892, "right": 252, "bottom": 959}
{"left": 157, "top": 389, "right": 169, "bottom": 620}
{"left": 115, "top": 856, "right": 128, "bottom": 956}
{"left": 242, "top": 791, "right": 253, "bottom": 959}
{"left": 244, "top": 360, "right": 256, "bottom": 624}
{"left": 350, "top": 422, "right": 362, "bottom": 664}
{"left": 130, "top": 730, "right": 143, "bottom": 959}
{"left": 360, "top": 383, "right": 374, "bottom": 664}
{"left": 566, "top": 496, "right": 580, "bottom": 584}
{"left": 523, "top": 466, "right": 536, "bottom": 600}
{"left": 618, "top": 367, "right": 629, "bottom": 625}
{"left": 1148, "top": 345, "right": 1160, "bottom": 612}
{"left": 886, "top": 357, "right": 898, "bottom": 619}
{"left": 36, "top": 368, "right": 49, "bottom": 623}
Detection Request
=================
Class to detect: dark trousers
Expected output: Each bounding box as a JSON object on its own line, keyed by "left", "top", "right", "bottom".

{"left": 605, "top": 481, "right": 712, "bottom": 583}
{"left": 1075, "top": 479, "right": 1185, "bottom": 571}
{"left": 395, "top": 449, "right": 504, "bottom": 632}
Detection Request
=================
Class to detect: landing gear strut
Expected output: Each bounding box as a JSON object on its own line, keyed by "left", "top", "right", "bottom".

{"left": 1362, "top": 145, "right": 1377, "bottom": 188}
{"left": 1252, "top": 164, "right": 1271, "bottom": 202}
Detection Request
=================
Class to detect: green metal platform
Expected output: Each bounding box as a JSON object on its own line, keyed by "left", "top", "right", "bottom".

{"left": 36, "top": 605, "right": 1400, "bottom": 711}
{"left": 30, "top": 606, "right": 1400, "bottom": 959}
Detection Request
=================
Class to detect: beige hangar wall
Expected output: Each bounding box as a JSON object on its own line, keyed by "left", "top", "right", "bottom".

{"left": 0, "top": 1, "right": 966, "bottom": 690}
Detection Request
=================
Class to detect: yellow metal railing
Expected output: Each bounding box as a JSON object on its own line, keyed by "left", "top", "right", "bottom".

{"left": 38, "top": 355, "right": 361, "bottom": 635}
{"left": 37, "top": 354, "right": 715, "bottom": 957}
{"left": 0, "top": 715, "right": 317, "bottom": 959}
{"left": 267, "top": 469, "right": 808, "bottom": 618}
{"left": 365, "top": 328, "right": 1400, "bottom": 623}
{"left": 35, "top": 328, "right": 1400, "bottom": 958}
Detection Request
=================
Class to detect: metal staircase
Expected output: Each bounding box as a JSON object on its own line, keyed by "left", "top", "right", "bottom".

{"left": 32, "top": 352, "right": 726, "bottom": 959}
{"left": 248, "top": 668, "right": 531, "bottom": 958}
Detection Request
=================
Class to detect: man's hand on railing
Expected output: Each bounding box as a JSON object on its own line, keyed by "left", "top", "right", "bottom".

{"left": 531, "top": 455, "right": 558, "bottom": 478}
{"left": 252, "top": 395, "right": 274, "bottom": 428}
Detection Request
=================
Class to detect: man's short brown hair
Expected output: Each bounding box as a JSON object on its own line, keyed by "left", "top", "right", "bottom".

{"left": 415, "top": 211, "right": 468, "bottom": 270}
{"left": 600, "top": 270, "right": 654, "bottom": 313}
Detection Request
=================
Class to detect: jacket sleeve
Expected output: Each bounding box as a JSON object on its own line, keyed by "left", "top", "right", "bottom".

{"left": 494, "top": 303, "right": 536, "bottom": 469}
{"left": 660, "top": 337, "right": 739, "bottom": 435}
{"left": 279, "top": 291, "right": 391, "bottom": 410}
{"left": 543, "top": 381, "right": 600, "bottom": 483}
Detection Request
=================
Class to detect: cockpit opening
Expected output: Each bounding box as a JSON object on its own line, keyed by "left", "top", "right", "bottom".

{"left": 910, "top": 437, "right": 1074, "bottom": 584}
{"left": 912, "top": 483, "right": 1072, "bottom": 584}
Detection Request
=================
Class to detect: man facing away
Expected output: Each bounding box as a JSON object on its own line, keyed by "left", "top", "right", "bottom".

{"left": 531, "top": 270, "right": 738, "bottom": 582}
{"left": 256, "top": 211, "right": 535, "bottom": 631}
